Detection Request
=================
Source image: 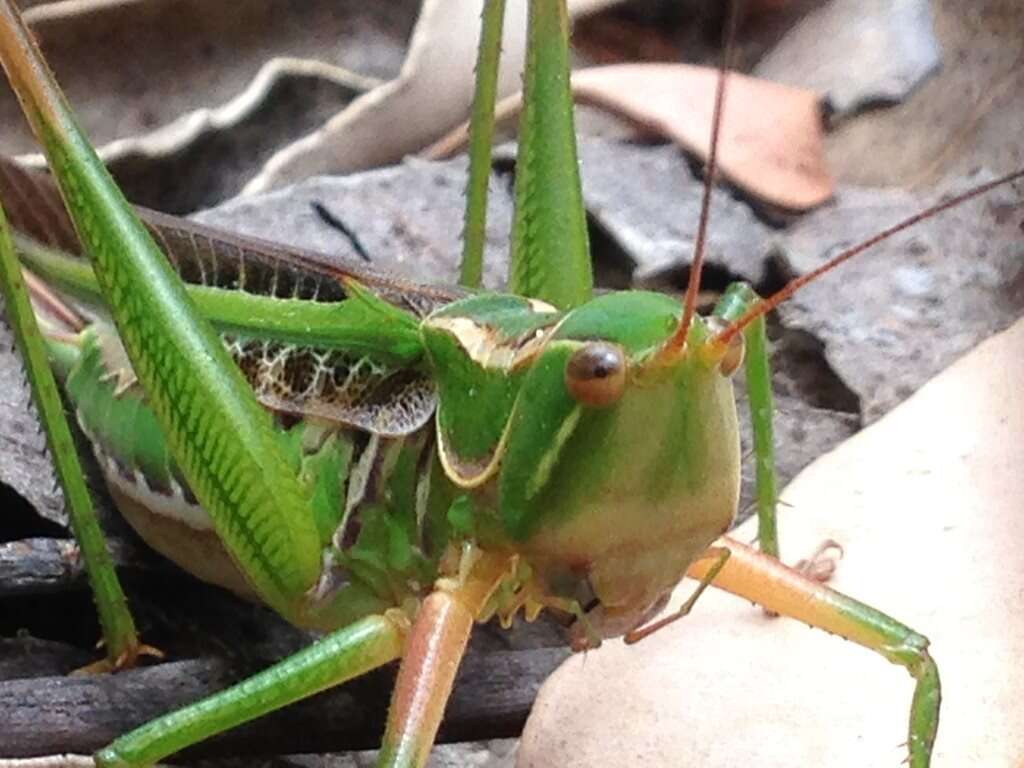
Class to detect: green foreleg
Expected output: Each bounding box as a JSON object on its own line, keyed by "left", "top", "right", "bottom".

{"left": 0, "top": 200, "right": 142, "bottom": 669}
{"left": 460, "top": 0, "right": 506, "bottom": 289}
{"left": 508, "top": 0, "right": 592, "bottom": 309}
{"left": 95, "top": 614, "right": 406, "bottom": 768}
{"left": 0, "top": 0, "right": 321, "bottom": 622}
{"left": 740, "top": 306, "right": 779, "bottom": 558}
{"left": 15, "top": 234, "right": 424, "bottom": 362}
{"left": 690, "top": 539, "right": 939, "bottom": 768}
{"left": 715, "top": 282, "right": 780, "bottom": 558}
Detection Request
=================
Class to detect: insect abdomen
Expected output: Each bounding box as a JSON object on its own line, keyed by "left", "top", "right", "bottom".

{"left": 60, "top": 325, "right": 441, "bottom": 607}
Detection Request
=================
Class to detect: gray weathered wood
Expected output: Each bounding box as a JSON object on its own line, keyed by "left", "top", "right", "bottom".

{"left": 0, "top": 647, "right": 567, "bottom": 758}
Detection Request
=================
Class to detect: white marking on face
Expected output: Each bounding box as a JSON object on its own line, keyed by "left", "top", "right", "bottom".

{"left": 429, "top": 314, "right": 556, "bottom": 371}
{"left": 526, "top": 407, "right": 581, "bottom": 500}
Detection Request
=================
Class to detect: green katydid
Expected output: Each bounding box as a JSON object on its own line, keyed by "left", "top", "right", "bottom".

{"left": 0, "top": 1, "right": 1021, "bottom": 766}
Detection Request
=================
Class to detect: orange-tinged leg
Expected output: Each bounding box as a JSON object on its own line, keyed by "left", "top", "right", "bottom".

{"left": 377, "top": 549, "right": 512, "bottom": 768}
{"left": 691, "top": 536, "right": 940, "bottom": 768}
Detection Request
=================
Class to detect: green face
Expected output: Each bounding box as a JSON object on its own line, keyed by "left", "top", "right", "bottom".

{"left": 425, "top": 290, "right": 742, "bottom": 641}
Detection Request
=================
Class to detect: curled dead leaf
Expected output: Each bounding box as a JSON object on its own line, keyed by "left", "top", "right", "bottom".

{"left": 243, "top": 0, "right": 633, "bottom": 196}
{"left": 427, "top": 64, "right": 833, "bottom": 211}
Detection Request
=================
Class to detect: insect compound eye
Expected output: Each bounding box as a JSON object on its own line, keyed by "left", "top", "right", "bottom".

{"left": 705, "top": 317, "right": 745, "bottom": 377}
{"left": 719, "top": 332, "right": 745, "bottom": 377}
{"left": 564, "top": 342, "right": 626, "bottom": 407}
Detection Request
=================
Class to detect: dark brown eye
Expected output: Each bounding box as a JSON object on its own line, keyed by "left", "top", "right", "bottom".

{"left": 565, "top": 342, "right": 626, "bottom": 407}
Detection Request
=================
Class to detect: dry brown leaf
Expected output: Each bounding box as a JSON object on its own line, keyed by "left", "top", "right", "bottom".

{"left": 519, "top": 318, "right": 1024, "bottom": 766}
{"left": 428, "top": 64, "right": 833, "bottom": 211}
{"left": 571, "top": 65, "right": 831, "bottom": 209}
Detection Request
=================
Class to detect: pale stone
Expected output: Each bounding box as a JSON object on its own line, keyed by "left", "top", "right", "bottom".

{"left": 519, "top": 318, "right": 1024, "bottom": 767}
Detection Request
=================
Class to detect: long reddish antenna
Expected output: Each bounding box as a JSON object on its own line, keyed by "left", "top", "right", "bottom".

{"left": 714, "top": 168, "right": 1024, "bottom": 347}
{"left": 663, "top": 2, "right": 738, "bottom": 355}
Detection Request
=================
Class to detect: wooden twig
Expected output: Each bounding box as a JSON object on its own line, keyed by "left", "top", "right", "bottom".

{"left": 0, "top": 647, "right": 567, "bottom": 759}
